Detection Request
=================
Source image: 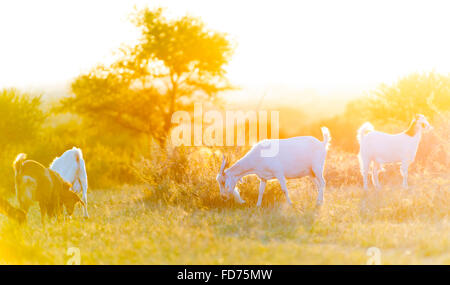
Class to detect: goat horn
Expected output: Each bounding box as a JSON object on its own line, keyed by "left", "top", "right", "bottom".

{"left": 219, "top": 154, "right": 227, "bottom": 174}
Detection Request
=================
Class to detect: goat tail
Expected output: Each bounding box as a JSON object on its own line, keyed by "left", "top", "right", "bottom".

{"left": 357, "top": 122, "right": 374, "bottom": 144}
{"left": 321, "top": 127, "right": 331, "bottom": 150}
{"left": 13, "top": 153, "right": 27, "bottom": 198}
{"left": 72, "top": 146, "right": 83, "bottom": 163}
{"left": 12, "top": 153, "right": 27, "bottom": 176}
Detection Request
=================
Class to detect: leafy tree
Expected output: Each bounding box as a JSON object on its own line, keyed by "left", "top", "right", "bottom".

{"left": 0, "top": 89, "right": 45, "bottom": 146}
{"left": 366, "top": 71, "right": 450, "bottom": 122}
{"left": 64, "top": 8, "right": 234, "bottom": 145}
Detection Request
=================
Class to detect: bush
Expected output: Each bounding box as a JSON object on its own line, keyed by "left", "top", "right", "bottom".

{"left": 0, "top": 89, "right": 45, "bottom": 146}
{"left": 0, "top": 89, "right": 46, "bottom": 196}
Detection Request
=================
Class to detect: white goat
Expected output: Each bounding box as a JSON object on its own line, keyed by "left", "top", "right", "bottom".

{"left": 50, "top": 147, "right": 89, "bottom": 218}
{"left": 357, "top": 114, "right": 432, "bottom": 190}
{"left": 217, "top": 127, "right": 331, "bottom": 206}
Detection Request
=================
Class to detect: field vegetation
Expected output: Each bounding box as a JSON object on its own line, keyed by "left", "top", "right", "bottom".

{"left": 0, "top": 7, "right": 449, "bottom": 264}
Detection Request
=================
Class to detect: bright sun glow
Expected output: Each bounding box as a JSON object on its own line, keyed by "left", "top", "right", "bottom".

{"left": 0, "top": 0, "right": 449, "bottom": 98}
{"left": 1, "top": 1, "right": 450, "bottom": 266}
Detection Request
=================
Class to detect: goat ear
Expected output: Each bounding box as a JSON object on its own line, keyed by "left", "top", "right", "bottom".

{"left": 64, "top": 181, "right": 72, "bottom": 191}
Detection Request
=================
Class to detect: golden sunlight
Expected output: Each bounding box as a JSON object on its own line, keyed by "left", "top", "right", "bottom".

{"left": 0, "top": 0, "right": 449, "bottom": 98}
{"left": 1, "top": 0, "right": 450, "bottom": 266}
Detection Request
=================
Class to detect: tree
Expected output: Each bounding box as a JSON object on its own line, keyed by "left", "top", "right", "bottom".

{"left": 0, "top": 89, "right": 45, "bottom": 146}
{"left": 64, "top": 8, "right": 234, "bottom": 145}
{"left": 366, "top": 71, "right": 450, "bottom": 122}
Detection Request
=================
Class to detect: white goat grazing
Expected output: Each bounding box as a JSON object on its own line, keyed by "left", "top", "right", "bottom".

{"left": 50, "top": 147, "right": 89, "bottom": 217}
{"left": 357, "top": 114, "right": 432, "bottom": 190}
{"left": 217, "top": 127, "right": 331, "bottom": 206}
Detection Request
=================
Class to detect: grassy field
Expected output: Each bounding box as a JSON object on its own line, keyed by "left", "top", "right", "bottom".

{"left": 2, "top": 1, "right": 450, "bottom": 266}
{"left": 1, "top": 168, "right": 449, "bottom": 265}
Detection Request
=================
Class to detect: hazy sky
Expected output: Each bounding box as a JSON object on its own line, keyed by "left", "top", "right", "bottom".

{"left": 0, "top": 0, "right": 449, "bottom": 99}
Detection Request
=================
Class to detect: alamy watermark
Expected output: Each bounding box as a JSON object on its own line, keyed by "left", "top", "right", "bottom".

{"left": 171, "top": 103, "right": 280, "bottom": 157}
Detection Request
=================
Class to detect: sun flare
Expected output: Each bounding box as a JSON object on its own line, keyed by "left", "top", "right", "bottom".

{"left": 0, "top": 0, "right": 449, "bottom": 100}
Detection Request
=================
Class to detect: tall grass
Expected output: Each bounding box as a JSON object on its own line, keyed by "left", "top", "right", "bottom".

{"left": 1, "top": 172, "right": 449, "bottom": 264}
